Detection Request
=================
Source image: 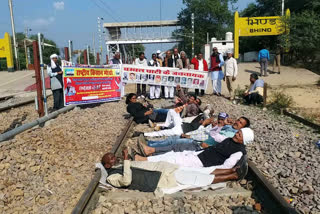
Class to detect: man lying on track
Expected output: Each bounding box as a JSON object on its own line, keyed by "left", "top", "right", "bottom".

{"left": 134, "top": 103, "right": 214, "bottom": 138}
{"left": 133, "top": 128, "right": 254, "bottom": 168}
{"left": 101, "top": 148, "right": 248, "bottom": 193}
{"left": 146, "top": 114, "right": 250, "bottom": 148}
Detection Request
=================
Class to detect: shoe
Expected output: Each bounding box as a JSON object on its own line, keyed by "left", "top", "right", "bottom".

{"left": 278, "top": 72, "right": 280, "bottom": 74}
{"left": 217, "top": 93, "right": 221, "bottom": 96}
{"left": 137, "top": 96, "right": 141, "bottom": 99}
{"left": 132, "top": 131, "right": 144, "bottom": 137}
{"left": 154, "top": 126, "right": 161, "bottom": 131}
{"left": 148, "top": 119, "right": 155, "bottom": 128}
{"left": 141, "top": 95, "right": 145, "bottom": 99}
{"left": 235, "top": 155, "right": 248, "bottom": 180}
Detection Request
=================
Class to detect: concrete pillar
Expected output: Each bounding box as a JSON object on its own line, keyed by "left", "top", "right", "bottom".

{"left": 83, "top": 49, "right": 88, "bottom": 65}
{"left": 64, "top": 47, "right": 69, "bottom": 61}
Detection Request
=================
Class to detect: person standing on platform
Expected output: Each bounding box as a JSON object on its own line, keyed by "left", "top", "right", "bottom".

{"left": 109, "top": 52, "right": 122, "bottom": 65}
{"left": 273, "top": 44, "right": 281, "bottom": 74}
{"left": 258, "top": 48, "right": 270, "bottom": 76}
{"left": 223, "top": 50, "right": 238, "bottom": 100}
{"left": 134, "top": 52, "right": 148, "bottom": 99}
{"left": 172, "top": 48, "right": 181, "bottom": 67}
{"left": 164, "top": 50, "right": 175, "bottom": 99}
{"left": 109, "top": 52, "right": 125, "bottom": 96}
{"left": 47, "top": 54, "right": 64, "bottom": 110}
{"left": 148, "top": 53, "right": 161, "bottom": 100}
{"left": 209, "top": 47, "right": 224, "bottom": 96}
{"left": 191, "top": 53, "right": 208, "bottom": 97}
{"left": 156, "top": 50, "right": 163, "bottom": 67}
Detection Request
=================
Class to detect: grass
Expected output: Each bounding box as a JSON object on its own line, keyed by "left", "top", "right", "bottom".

{"left": 267, "top": 91, "right": 294, "bottom": 112}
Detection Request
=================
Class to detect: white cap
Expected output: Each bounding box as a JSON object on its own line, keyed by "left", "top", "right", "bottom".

{"left": 50, "top": 54, "right": 58, "bottom": 59}
{"left": 156, "top": 50, "right": 161, "bottom": 54}
{"left": 226, "top": 50, "right": 233, "bottom": 54}
{"left": 241, "top": 128, "right": 254, "bottom": 145}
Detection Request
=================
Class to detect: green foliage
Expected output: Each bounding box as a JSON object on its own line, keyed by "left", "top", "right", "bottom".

{"left": 0, "top": 33, "right": 59, "bottom": 71}
{"left": 234, "top": 85, "right": 246, "bottom": 99}
{"left": 122, "top": 44, "right": 145, "bottom": 59}
{"left": 29, "top": 34, "right": 60, "bottom": 65}
{"left": 241, "top": 0, "right": 320, "bottom": 66}
{"left": 174, "top": 0, "right": 237, "bottom": 57}
{"left": 280, "top": 11, "right": 320, "bottom": 64}
{"left": 267, "top": 91, "right": 294, "bottom": 112}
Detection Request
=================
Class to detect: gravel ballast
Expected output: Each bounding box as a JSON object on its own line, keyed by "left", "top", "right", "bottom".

{"left": 0, "top": 101, "right": 127, "bottom": 213}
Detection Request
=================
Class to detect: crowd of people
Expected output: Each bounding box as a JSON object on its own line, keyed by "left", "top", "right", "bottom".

{"left": 101, "top": 84, "right": 256, "bottom": 193}
{"left": 110, "top": 47, "right": 242, "bottom": 101}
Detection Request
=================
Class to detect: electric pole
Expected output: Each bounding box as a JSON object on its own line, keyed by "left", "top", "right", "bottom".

{"left": 8, "top": 0, "right": 19, "bottom": 71}
{"left": 93, "top": 33, "right": 96, "bottom": 64}
{"left": 24, "top": 27, "right": 31, "bottom": 69}
{"left": 87, "top": 45, "right": 90, "bottom": 65}
{"left": 68, "top": 40, "right": 73, "bottom": 63}
{"left": 191, "top": 13, "right": 195, "bottom": 58}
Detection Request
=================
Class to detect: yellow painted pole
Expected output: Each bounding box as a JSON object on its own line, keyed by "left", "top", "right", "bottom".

{"left": 234, "top": 11, "right": 239, "bottom": 59}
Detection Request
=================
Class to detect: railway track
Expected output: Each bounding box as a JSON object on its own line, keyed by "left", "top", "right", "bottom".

{"left": 72, "top": 117, "right": 299, "bottom": 214}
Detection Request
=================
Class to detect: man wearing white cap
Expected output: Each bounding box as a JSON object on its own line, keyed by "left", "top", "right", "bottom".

{"left": 135, "top": 128, "right": 254, "bottom": 168}
{"left": 47, "top": 54, "right": 64, "bottom": 110}
{"left": 156, "top": 50, "right": 163, "bottom": 66}
{"left": 223, "top": 50, "right": 238, "bottom": 100}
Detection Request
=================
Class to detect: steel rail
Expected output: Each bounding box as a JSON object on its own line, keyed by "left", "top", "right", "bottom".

{"left": 72, "top": 118, "right": 134, "bottom": 214}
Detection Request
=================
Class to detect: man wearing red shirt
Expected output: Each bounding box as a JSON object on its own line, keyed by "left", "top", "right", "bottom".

{"left": 209, "top": 47, "right": 224, "bottom": 96}
{"left": 191, "top": 53, "right": 208, "bottom": 97}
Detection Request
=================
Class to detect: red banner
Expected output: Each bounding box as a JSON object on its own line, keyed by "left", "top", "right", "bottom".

{"left": 62, "top": 64, "right": 121, "bottom": 105}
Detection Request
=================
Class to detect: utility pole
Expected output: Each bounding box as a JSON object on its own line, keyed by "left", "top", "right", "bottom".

{"left": 97, "top": 17, "right": 104, "bottom": 64}
{"left": 68, "top": 40, "right": 73, "bottom": 63}
{"left": 191, "top": 13, "right": 195, "bottom": 58}
{"left": 24, "top": 27, "right": 32, "bottom": 69}
{"left": 86, "top": 45, "right": 90, "bottom": 65}
{"left": 281, "top": 0, "right": 284, "bottom": 16}
{"left": 8, "top": 0, "right": 19, "bottom": 71}
{"left": 93, "top": 33, "right": 96, "bottom": 64}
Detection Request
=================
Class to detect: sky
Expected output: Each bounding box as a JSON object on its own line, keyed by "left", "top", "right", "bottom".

{"left": 0, "top": 0, "right": 255, "bottom": 63}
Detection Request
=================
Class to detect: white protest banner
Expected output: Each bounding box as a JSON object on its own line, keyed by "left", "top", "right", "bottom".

{"left": 121, "top": 64, "right": 209, "bottom": 90}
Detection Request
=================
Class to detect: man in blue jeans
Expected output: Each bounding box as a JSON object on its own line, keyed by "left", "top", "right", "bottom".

{"left": 143, "top": 116, "right": 250, "bottom": 154}
{"left": 258, "top": 48, "right": 270, "bottom": 76}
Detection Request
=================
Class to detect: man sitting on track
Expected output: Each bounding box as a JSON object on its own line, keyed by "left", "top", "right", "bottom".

{"left": 133, "top": 128, "right": 254, "bottom": 168}
{"left": 101, "top": 148, "right": 249, "bottom": 193}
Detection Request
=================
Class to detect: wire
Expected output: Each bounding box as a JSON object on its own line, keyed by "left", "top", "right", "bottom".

{"left": 90, "top": 0, "right": 121, "bottom": 23}
{"left": 98, "top": 0, "right": 124, "bottom": 22}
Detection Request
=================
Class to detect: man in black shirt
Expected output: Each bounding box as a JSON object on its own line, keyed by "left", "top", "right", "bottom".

{"left": 134, "top": 128, "right": 254, "bottom": 169}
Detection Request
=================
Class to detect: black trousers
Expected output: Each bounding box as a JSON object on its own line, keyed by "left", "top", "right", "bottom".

{"left": 52, "top": 89, "right": 64, "bottom": 110}
{"left": 195, "top": 89, "right": 205, "bottom": 96}
{"left": 244, "top": 93, "right": 263, "bottom": 105}
{"left": 181, "top": 114, "right": 204, "bottom": 133}
{"left": 137, "top": 84, "right": 146, "bottom": 96}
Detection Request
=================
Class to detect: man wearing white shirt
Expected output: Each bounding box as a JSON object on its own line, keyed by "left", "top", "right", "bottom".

{"left": 223, "top": 50, "right": 238, "bottom": 100}
{"left": 134, "top": 52, "right": 148, "bottom": 99}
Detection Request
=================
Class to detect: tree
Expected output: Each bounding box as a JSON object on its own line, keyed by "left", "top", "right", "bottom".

{"left": 241, "top": 0, "right": 320, "bottom": 65}
{"left": 174, "top": 0, "right": 237, "bottom": 57}
{"left": 121, "top": 44, "right": 145, "bottom": 59}
{"left": 0, "top": 33, "right": 59, "bottom": 71}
